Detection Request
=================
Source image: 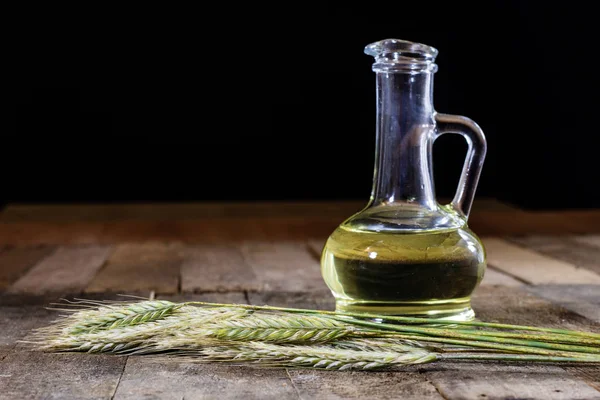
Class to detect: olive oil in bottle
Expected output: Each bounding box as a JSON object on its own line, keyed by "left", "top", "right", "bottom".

{"left": 320, "top": 39, "right": 488, "bottom": 321}
{"left": 321, "top": 224, "right": 486, "bottom": 320}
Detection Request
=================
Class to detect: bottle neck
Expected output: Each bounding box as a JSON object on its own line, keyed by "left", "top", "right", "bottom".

{"left": 369, "top": 71, "right": 437, "bottom": 209}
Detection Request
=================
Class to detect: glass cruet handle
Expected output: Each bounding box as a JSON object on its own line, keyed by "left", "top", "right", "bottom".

{"left": 434, "top": 113, "right": 487, "bottom": 219}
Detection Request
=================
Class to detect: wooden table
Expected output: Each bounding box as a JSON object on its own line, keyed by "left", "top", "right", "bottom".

{"left": 1, "top": 200, "right": 599, "bottom": 399}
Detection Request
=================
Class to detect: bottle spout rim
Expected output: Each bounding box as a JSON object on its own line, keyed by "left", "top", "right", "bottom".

{"left": 365, "top": 39, "right": 439, "bottom": 73}
{"left": 365, "top": 39, "right": 438, "bottom": 60}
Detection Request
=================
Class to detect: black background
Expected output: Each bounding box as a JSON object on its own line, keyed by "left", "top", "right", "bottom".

{"left": 8, "top": 2, "right": 600, "bottom": 209}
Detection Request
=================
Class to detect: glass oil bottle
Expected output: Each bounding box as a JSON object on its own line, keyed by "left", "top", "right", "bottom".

{"left": 321, "top": 39, "right": 487, "bottom": 321}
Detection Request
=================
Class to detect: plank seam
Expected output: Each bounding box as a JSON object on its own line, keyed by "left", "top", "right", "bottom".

{"left": 305, "top": 242, "right": 321, "bottom": 262}
{"left": 562, "top": 367, "right": 600, "bottom": 394}
{"left": 504, "top": 239, "right": 600, "bottom": 278}
{"left": 87, "top": 246, "right": 115, "bottom": 287}
{"left": 486, "top": 263, "right": 532, "bottom": 285}
{"left": 110, "top": 356, "right": 128, "bottom": 400}
{"left": 418, "top": 368, "right": 450, "bottom": 400}
{"left": 285, "top": 369, "right": 302, "bottom": 400}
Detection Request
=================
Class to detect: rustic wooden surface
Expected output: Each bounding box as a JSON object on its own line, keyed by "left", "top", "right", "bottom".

{"left": 0, "top": 200, "right": 599, "bottom": 399}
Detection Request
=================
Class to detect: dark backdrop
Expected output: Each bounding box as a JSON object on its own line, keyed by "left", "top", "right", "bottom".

{"left": 8, "top": 2, "right": 600, "bottom": 209}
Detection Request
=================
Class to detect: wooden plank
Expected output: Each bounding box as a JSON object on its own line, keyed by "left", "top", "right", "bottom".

{"left": 0, "top": 351, "right": 127, "bottom": 400}
{"left": 112, "top": 292, "right": 300, "bottom": 400}
{"left": 0, "top": 303, "right": 56, "bottom": 360}
{"left": 483, "top": 238, "right": 600, "bottom": 284}
{"left": 0, "top": 201, "right": 366, "bottom": 222}
{"left": 0, "top": 245, "right": 55, "bottom": 290}
{"left": 470, "top": 210, "right": 600, "bottom": 235}
{"left": 423, "top": 363, "right": 600, "bottom": 400}
{"left": 85, "top": 242, "right": 182, "bottom": 294}
{"left": 3, "top": 209, "right": 600, "bottom": 246}
{"left": 573, "top": 235, "right": 600, "bottom": 249}
{"left": 180, "top": 244, "right": 260, "bottom": 293}
{"left": 240, "top": 241, "right": 329, "bottom": 292}
{"left": 525, "top": 285, "right": 600, "bottom": 323}
{"left": 0, "top": 198, "right": 517, "bottom": 223}
{"left": 112, "top": 358, "right": 299, "bottom": 400}
{"left": 286, "top": 370, "right": 443, "bottom": 400}
{"left": 0, "top": 298, "right": 126, "bottom": 399}
{"left": 9, "top": 245, "right": 112, "bottom": 294}
{"left": 157, "top": 291, "right": 248, "bottom": 304}
{"left": 510, "top": 235, "right": 600, "bottom": 275}
{"left": 0, "top": 218, "right": 343, "bottom": 246}
{"left": 471, "top": 285, "right": 599, "bottom": 331}
{"left": 480, "top": 267, "right": 524, "bottom": 286}
{"left": 248, "top": 290, "right": 336, "bottom": 311}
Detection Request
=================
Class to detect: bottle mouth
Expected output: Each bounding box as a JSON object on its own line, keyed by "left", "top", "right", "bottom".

{"left": 365, "top": 39, "right": 438, "bottom": 73}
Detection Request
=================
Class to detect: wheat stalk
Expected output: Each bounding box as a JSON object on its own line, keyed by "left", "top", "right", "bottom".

{"left": 25, "top": 299, "right": 600, "bottom": 370}
{"left": 186, "top": 300, "right": 600, "bottom": 339}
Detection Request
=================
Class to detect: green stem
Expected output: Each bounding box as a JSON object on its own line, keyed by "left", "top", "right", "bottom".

{"left": 439, "top": 353, "right": 600, "bottom": 363}
{"left": 184, "top": 301, "right": 600, "bottom": 339}
{"left": 377, "top": 333, "right": 600, "bottom": 359}
{"left": 452, "top": 329, "right": 600, "bottom": 347}
{"left": 340, "top": 319, "right": 600, "bottom": 357}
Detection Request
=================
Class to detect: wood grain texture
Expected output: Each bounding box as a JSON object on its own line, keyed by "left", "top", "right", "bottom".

{"left": 573, "top": 235, "right": 600, "bottom": 249}
{"left": 241, "top": 241, "right": 329, "bottom": 292}
{"left": 9, "top": 246, "right": 112, "bottom": 294}
{"left": 471, "top": 285, "right": 599, "bottom": 332}
{"left": 470, "top": 210, "right": 600, "bottom": 235}
{"left": 0, "top": 199, "right": 514, "bottom": 223}
{"left": 112, "top": 358, "right": 299, "bottom": 400}
{"left": 0, "top": 218, "right": 343, "bottom": 246}
{"left": 480, "top": 267, "right": 524, "bottom": 286}
{"left": 0, "top": 352, "right": 127, "bottom": 400}
{"left": 286, "top": 370, "right": 443, "bottom": 400}
{"left": 248, "top": 290, "right": 336, "bottom": 312}
{"left": 2, "top": 208, "right": 600, "bottom": 247}
{"left": 0, "top": 301, "right": 126, "bottom": 399}
{"left": 483, "top": 238, "right": 600, "bottom": 284}
{"left": 510, "top": 235, "right": 600, "bottom": 275}
{"left": 0, "top": 201, "right": 366, "bottom": 222}
{"left": 85, "top": 242, "right": 182, "bottom": 294}
{"left": 180, "top": 244, "right": 260, "bottom": 293}
{"left": 422, "top": 363, "right": 600, "bottom": 400}
{"left": 0, "top": 304, "right": 55, "bottom": 360}
{"left": 525, "top": 285, "right": 600, "bottom": 323}
{"left": 156, "top": 291, "right": 248, "bottom": 304}
{"left": 0, "top": 245, "right": 55, "bottom": 290}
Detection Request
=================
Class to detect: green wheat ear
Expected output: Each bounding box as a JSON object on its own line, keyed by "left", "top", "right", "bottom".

{"left": 65, "top": 300, "right": 183, "bottom": 334}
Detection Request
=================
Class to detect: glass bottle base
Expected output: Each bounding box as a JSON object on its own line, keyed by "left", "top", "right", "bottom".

{"left": 334, "top": 298, "right": 476, "bottom": 321}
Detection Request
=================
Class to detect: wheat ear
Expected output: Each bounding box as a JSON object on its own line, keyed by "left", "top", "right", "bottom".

{"left": 179, "top": 312, "right": 358, "bottom": 344}
{"left": 180, "top": 341, "right": 438, "bottom": 370}
{"left": 51, "top": 300, "right": 184, "bottom": 334}
{"left": 27, "top": 308, "right": 248, "bottom": 353}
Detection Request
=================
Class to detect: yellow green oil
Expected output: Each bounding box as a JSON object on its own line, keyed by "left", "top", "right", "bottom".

{"left": 321, "top": 225, "right": 486, "bottom": 320}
